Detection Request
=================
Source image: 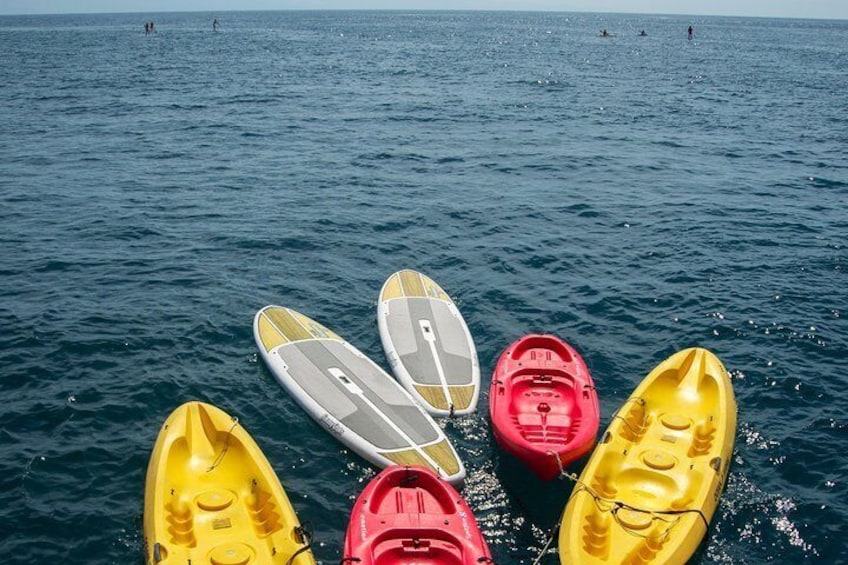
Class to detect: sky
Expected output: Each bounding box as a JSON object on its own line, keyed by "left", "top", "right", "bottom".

{"left": 0, "top": 0, "right": 846, "bottom": 20}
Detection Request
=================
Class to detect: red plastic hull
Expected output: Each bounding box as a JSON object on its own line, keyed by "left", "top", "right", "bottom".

{"left": 343, "top": 465, "right": 492, "bottom": 565}
{"left": 489, "top": 334, "right": 600, "bottom": 480}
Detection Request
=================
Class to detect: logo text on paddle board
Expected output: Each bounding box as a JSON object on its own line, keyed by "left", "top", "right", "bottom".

{"left": 320, "top": 413, "right": 344, "bottom": 436}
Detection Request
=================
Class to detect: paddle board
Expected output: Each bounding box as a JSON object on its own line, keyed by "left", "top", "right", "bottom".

{"left": 254, "top": 305, "right": 466, "bottom": 485}
{"left": 377, "top": 269, "right": 480, "bottom": 416}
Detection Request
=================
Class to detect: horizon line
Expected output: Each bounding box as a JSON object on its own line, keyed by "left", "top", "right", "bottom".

{"left": 0, "top": 8, "right": 846, "bottom": 21}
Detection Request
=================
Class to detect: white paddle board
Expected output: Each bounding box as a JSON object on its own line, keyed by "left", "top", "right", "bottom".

{"left": 377, "top": 270, "right": 480, "bottom": 416}
{"left": 254, "top": 305, "right": 465, "bottom": 484}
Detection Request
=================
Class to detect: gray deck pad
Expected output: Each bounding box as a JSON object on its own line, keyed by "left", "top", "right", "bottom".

{"left": 278, "top": 339, "right": 439, "bottom": 450}
{"left": 386, "top": 297, "right": 473, "bottom": 386}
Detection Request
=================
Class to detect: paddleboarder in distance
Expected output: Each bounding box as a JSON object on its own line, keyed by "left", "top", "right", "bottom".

{"left": 688, "top": 25, "right": 694, "bottom": 39}
{"left": 213, "top": 18, "right": 220, "bottom": 31}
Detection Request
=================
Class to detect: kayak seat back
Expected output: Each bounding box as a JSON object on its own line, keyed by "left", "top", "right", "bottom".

{"left": 371, "top": 531, "right": 465, "bottom": 565}
{"left": 367, "top": 469, "right": 456, "bottom": 516}
{"left": 507, "top": 334, "right": 574, "bottom": 364}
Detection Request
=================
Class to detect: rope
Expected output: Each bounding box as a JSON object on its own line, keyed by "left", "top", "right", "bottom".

{"left": 567, "top": 478, "right": 711, "bottom": 536}
{"left": 530, "top": 472, "right": 708, "bottom": 565}
{"left": 549, "top": 450, "right": 566, "bottom": 478}
{"left": 608, "top": 397, "right": 647, "bottom": 438}
{"left": 531, "top": 526, "right": 559, "bottom": 565}
{"left": 286, "top": 523, "right": 313, "bottom": 565}
{"left": 531, "top": 453, "right": 571, "bottom": 565}
{"left": 531, "top": 486, "right": 570, "bottom": 565}
{"left": 206, "top": 416, "right": 239, "bottom": 472}
{"left": 558, "top": 395, "right": 711, "bottom": 535}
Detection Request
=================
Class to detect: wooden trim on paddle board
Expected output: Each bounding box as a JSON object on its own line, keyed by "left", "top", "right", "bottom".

{"left": 422, "top": 439, "right": 461, "bottom": 477}
{"left": 256, "top": 312, "right": 290, "bottom": 353}
{"left": 381, "top": 439, "right": 461, "bottom": 479}
{"left": 399, "top": 270, "right": 427, "bottom": 297}
{"left": 414, "top": 384, "right": 477, "bottom": 412}
{"left": 257, "top": 306, "right": 341, "bottom": 352}
{"left": 380, "top": 273, "right": 404, "bottom": 300}
{"left": 414, "top": 385, "right": 449, "bottom": 411}
{"left": 381, "top": 270, "right": 454, "bottom": 302}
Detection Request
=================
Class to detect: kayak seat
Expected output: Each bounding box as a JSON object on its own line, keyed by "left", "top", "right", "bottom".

{"left": 669, "top": 468, "right": 704, "bottom": 511}
{"left": 368, "top": 472, "right": 455, "bottom": 516}
{"left": 610, "top": 467, "right": 682, "bottom": 511}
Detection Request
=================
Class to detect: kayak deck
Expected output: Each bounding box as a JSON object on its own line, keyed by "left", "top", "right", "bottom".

{"left": 559, "top": 348, "right": 736, "bottom": 564}
{"left": 344, "top": 465, "right": 492, "bottom": 565}
{"left": 144, "top": 402, "right": 314, "bottom": 565}
{"left": 491, "top": 334, "right": 599, "bottom": 480}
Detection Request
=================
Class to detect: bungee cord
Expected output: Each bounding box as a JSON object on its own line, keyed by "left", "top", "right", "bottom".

{"left": 206, "top": 416, "right": 239, "bottom": 472}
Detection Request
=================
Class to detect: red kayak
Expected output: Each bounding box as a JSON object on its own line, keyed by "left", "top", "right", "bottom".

{"left": 343, "top": 465, "right": 493, "bottom": 565}
{"left": 489, "top": 334, "right": 600, "bottom": 480}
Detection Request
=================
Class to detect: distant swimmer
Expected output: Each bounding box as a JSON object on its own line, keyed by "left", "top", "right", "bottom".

{"left": 213, "top": 18, "right": 220, "bottom": 31}
{"left": 688, "top": 25, "right": 694, "bottom": 40}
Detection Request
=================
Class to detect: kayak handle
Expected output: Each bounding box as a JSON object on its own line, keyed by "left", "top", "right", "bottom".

{"left": 710, "top": 456, "right": 722, "bottom": 471}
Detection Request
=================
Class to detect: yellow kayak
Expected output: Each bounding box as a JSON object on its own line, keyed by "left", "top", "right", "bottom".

{"left": 559, "top": 348, "right": 737, "bottom": 564}
{"left": 143, "top": 402, "right": 315, "bottom": 565}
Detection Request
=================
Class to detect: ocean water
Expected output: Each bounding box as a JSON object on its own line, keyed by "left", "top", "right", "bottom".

{"left": 1, "top": 10, "right": 846, "bottom": 564}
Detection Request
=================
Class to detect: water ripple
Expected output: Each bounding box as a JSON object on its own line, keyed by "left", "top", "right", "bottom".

{"left": 1, "top": 10, "right": 846, "bottom": 565}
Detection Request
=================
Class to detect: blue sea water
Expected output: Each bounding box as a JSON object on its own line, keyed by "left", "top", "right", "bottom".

{"left": 1, "top": 9, "right": 846, "bottom": 564}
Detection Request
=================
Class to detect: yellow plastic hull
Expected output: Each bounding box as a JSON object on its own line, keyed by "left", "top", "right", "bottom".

{"left": 143, "top": 402, "right": 315, "bottom": 565}
{"left": 559, "top": 348, "right": 737, "bottom": 564}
